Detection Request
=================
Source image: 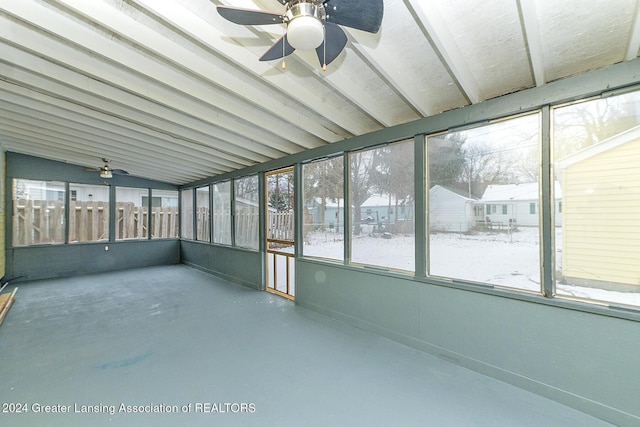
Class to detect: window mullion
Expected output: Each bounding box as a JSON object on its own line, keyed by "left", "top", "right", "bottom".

{"left": 540, "top": 105, "right": 554, "bottom": 298}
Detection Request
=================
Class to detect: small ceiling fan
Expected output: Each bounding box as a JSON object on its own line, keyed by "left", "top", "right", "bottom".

{"left": 216, "top": 0, "right": 383, "bottom": 70}
{"left": 84, "top": 158, "right": 129, "bottom": 179}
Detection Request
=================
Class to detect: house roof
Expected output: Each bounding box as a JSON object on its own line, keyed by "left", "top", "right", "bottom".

{"left": 429, "top": 184, "right": 478, "bottom": 201}
{"left": 555, "top": 124, "right": 640, "bottom": 170}
{"left": 312, "top": 194, "right": 410, "bottom": 208}
{"left": 480, "top": 182, "right": 562, "bottom": 202}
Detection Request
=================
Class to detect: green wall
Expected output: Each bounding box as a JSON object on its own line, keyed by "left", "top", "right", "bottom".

{"left": 296, "top": 260, "right": 640, "bottom": 426}
{"left": 180, "top": 60, "right": 640, "bottom": 426}
{"left": 5, "top": 152, "right": 180, "bottom": 281}
{"left": 180, "top": 240, "right": 262, "bottom": 290}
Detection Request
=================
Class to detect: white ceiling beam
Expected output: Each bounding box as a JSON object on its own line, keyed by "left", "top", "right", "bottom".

{"left": 134, "top": 0, "right": 364, "bottom": 138}
{"left": 0, "top": 105, "right": 217, "bottom": 182}
{"left": 0, "top": 126, "right": 196, "bottom": 184}
{"left": 0, "top": 1, "right": 317, "bottom": 154}
{"left": 0, "top": 79, "right": 261, "bottom": 169}
{"left": 404, "top": 0, "right": 484, "bottom": 104}
{"left": 0, "top": 103, "right": 230, "bottom": 177}
{"left": 626, "top": 0, "right": 640, "bottom": 60}
{"left": 0, "top": 41, "right": 289, "bottom": 160}
{"left": 54, "top": 0, "right": 326, "bottom": 149}
{"left": 346, "top": 29, "right": 429, "bottom": 117}
{"left": 296, "top": 54, "right": 401, "bottom": 129}
{"left": 517, "top": 0, "right": 546, "bottom": 86}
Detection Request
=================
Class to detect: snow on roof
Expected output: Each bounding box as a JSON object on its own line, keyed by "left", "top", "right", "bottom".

{"left": 362, "top": 194, "right": 399, "bottom": 207}
{"left": 480, "top": 182, "right": 562, "bottom": 202}
{"left": 429, "top": 184, "right": 477, "bottom": 201}
{"left": 313, "top": 194, "right": 410, "bottom": 208}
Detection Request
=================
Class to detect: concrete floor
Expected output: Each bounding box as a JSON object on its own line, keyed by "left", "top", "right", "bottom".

{"left": 0, "top": 265, "right": 611, "bottom": 426}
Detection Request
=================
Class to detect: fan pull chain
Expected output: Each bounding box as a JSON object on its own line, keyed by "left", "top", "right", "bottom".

{"left": 322, "top": 24, "right": 327, "bottom": 72}
{"left": 281, "top": 26, "right": 286, "bottom": 70}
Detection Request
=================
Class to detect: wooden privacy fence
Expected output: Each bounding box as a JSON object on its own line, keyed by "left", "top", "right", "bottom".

{"left": 196, "top": 207, "right": 210, "bottom": 241}
{"left": 115, "top": 203, "right": 178, "bottom": 240}
{"left": 150, "top": 206, "right": 179, "bottom": 239}
{"left": 212, "top": 212, "right": 231, "bottom": 243}
{"left": 13, "top": 199, "right": 65, "bottom": 245}
{"left": 268, "top": 211, "right": 294, "bottom": 241}
{"left": 235, "top": 209, "right": 260, "bottom": 247}
{"left": 13, "top": 200, "right": 178, "bottom": 245}
{"left": 194, "top": 209, "right": 257, "bottom": 245}
{"left": 70, "top": 201, "right": 108, "bottom": 242}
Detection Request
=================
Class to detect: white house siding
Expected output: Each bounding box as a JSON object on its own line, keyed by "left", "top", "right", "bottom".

{"left": 559, "top": 136, "right": 640, "bottom": 288}
{"left": 308, "top": 195, "right": 410, "bottom": 231}
{"left": 480, "top": 182, "right": 562, "bottom": 227}
{"left": 116, "top": 187, "right": 149, "bottom": 205}
{"left": 71, "top": 184, "right": 109, "bottom": 202}
{"left": 428, "top": 185, "right": 477, "bottom": 233}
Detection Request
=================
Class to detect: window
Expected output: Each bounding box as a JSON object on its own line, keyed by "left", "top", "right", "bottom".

{"left": 69, "top": 184, "right": 109, "bottom": 243}
{"left": 502, "top": 205, "right": 508, "bottom": 215}
{"left": 12, "top": 179, "right": 65, "bottom": 246}
{"left": 529, "top": 203, "right": 536, "bottom": 214}
{"left": 196, "top": 186, "right": 210, "bottom": 242}
{"left": 553, "top": 90, "right": 640, "bottom": 307}
{"left": 427, "top": 113, "right": 541, "bottom": 292}
{"left": 234, "top": 175, "right": 259, "bottom": 250}
{"left": 115, "top": 187, "right": 148, "bottom": 240}
{"left": 150, "top": 190, "right": 179, "bottom": 239}
{"left": 302, "top": 156, "right": 344, "bottom": 261}
{"left": 212, "top": 181, "right": 232, "bottom": 245}
{"left": 181, "top": 189, "right": 194, "bottom": 240}
{"left": 350, "top": 140, "right": 415, "bottom": 272}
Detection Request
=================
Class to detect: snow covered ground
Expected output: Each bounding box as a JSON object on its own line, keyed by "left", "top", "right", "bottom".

{"left": 302, "top": 227, "right": 640, "bottom": 308}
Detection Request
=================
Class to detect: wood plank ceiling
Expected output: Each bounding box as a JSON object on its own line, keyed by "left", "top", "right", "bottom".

{"left": 1, "top": 0, "right": 639, "bottom": 185}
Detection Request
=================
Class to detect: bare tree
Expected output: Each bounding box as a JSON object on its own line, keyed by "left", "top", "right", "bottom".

{"left": 461, "top": 141, "right": 515, "bottom": 198}
{"left": 303, "top": 157, "right": 343, "bottom": 230}
{"left": 554, "top": 95, "right": 640, "bottom": 158}
{"left": 428, "top": 133, "right": 466, "bottom": 191}
{"left": 350, "top": 149, "right": 383, "bottom": 235}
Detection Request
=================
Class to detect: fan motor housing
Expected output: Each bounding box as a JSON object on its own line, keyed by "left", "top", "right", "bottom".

{"left": 285, "top": 1, "right": 326, "bottom": 24}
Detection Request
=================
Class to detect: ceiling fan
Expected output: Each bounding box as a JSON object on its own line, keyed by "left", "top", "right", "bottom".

{"left": 216, "top": 0, "right": 384, "bottom": 70}
{"left": 84, "top": 158, "right": 129, "bottom": 179}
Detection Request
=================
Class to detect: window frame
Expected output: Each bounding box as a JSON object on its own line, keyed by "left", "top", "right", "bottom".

{"left": 12, "top": 178, "right": 67, "bottom": 247}
{"left": 68, "top": 183, "right": 110, "bottom": 244}
{"left": 425, "top": 111, "right": 543, "bottom": 293}
{"left": 348, "top": 139, "right": 416, "bottom": 273}
{"left": 233, "top": 174, "right": 260, "bottom": 251}
{"left": 301, "top": 155, "right": 345, "bottom": 263}
{"left": 212, "top": 181, "right": 233, "bottom": 246}
{"left": 150, "top": 189, "right": 179, "bottom": 239}
{"left": 194, "top": 82, "right": 640, "bottom": 320}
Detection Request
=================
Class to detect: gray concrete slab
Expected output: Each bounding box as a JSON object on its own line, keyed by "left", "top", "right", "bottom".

{"left": 0, "top": 265, "right": 612, "bottom": 426}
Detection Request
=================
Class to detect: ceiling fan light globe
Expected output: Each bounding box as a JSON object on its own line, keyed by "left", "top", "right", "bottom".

{"left": 100, "top": 170, "right": 113, "bottom": 179}
{"left": 287, "top": 16, "right": 323, "bottom": 50}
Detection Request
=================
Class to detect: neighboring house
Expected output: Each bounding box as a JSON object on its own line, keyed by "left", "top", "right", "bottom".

{"left": 428, "top": 185, "right": 480, "bottom": 233}
{"left": 555, "top": 125, "right": 640, "bottom": 289}
{"left": 305, "top": 197, "right": 344, "bottom": 231}
{"left": 479, "top": 182, "right": 563, "bottom": 227}
{"left": 356, "top": 194, "right": 413, "bottom": 224}
{"left": 305, "top": 194, "right": 413, "bottom": 232}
